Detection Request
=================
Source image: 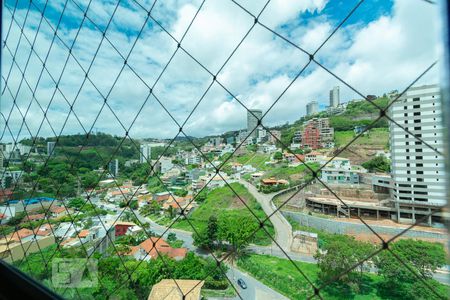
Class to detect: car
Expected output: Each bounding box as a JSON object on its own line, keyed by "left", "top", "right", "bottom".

{"left": 237, "top": 278, "right": 247, "bottom": 289}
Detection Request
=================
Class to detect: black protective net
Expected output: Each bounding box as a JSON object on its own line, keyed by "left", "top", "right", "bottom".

{"left": 0, "top": 0, "right": 448, "bottom": 299}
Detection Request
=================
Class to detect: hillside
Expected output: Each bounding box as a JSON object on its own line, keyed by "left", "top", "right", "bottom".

{"left": 279, "top": 97, "right": 390, "bottom": 163}
{"left": 171, "top": 183, "right": 275, "bottom": 246}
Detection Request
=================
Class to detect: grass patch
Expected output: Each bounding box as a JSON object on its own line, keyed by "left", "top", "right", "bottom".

{"left": 238, "top": 254, "right": 383, "bottom": 300}
{"left": 285, "top": 215, "right": 343, "bottom": 249}
{"left": 262, "top": 163, "right": 319, "bottom": 185}
{"left": 334, "top": 128, "right": 389, "bottom": 148}
{"left": 228, "top": 152, "right": 272, "bottom": 170}
{"left": 202, "top": 285, "right": 236, "bottom": 298}
{"left": 172, "top": 183, "right": 274, "bottom": 246}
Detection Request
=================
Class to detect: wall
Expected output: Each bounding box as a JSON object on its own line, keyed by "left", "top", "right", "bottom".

{"left": 282, "top": 211, "right": 447, "bottom": 242}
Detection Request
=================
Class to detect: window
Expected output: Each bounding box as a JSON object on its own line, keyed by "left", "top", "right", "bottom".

{"left": 414, "top": 191, "right": 427, "bottom": 195}
{"left": 414, "top": 184, "right": 427, "bottom": 188}
{"left": 415, "top": 198, "right": 427, "bottom": 202}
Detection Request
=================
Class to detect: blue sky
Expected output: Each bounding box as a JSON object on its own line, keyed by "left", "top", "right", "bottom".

{"left": 1, "top": 0, "right": 442, "bottom": 140}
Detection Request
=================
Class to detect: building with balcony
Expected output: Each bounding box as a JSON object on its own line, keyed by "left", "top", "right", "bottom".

{"left": 389, "top": 84, "right": 446, "bottom": 225}
{"left": 301, "top": 118, "right": 334, "bottom": 149}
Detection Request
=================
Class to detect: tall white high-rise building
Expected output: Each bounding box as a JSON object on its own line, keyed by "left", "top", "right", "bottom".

{"left": 329, "top": 86, "right": 340, "bottom": 108}
{"left": 47, "top": 141, "right": 56, "bottom": 157}
{"left": 389, "top": 84, "right": 446, "bottom": 224}
{"left": 140, "top": 144, "right": 151, "bottom": 164}
{"left": 306, "top": 101, "right": 318, "bottom": 116}
{"left": 247, "top": 109, "right": 263, "bottom": 139}
{"left": 108, "top": 159, "right": 119, "bottom": 177}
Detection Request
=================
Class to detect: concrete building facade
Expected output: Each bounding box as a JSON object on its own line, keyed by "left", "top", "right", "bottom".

{"left": 47, "top": 141, "right": 56, "bottom": 157}
{"left": 306, "top": 101, "right": 318, "bottom": 116}
{"left": 329, "top": 86, "right": 340, "bottom": 107}
{"left": 108, "top": 159, "right": 119, "bottom": 177}
{"left": 247, "top": 109, "right": 263, "bottom": 140}
{"left": 140, "top": 144, "right": 151, "bottom": 164}
{"left": 389, "top": 84, "right": 446, "bottom": 224}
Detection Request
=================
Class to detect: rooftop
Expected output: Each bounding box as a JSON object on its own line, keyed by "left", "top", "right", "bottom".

{"left": 148, "top": 279, "right": 204, "bottom": 300}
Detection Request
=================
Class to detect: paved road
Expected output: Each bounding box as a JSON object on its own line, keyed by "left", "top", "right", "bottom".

{"left": 135, "top": 212, "right": 450, "bottom": 287}
{"left": 239, "top": 180, "right": 293, "bottom": 252}
{"left": 226, "top": 267, "right": 289, "bottom": 300}
{"left": 134, "top": 211, "right": 291, "bottom": 299}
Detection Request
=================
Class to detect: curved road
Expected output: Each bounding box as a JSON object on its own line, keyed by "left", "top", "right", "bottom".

{"left": 134, "top": 210, "right": 449, "bottom": 290}
{"left": 134, "top": 212, "right": 290, "bottom": 299}
{"left": 239, "top": 180, "right": 293, "bottom": 252}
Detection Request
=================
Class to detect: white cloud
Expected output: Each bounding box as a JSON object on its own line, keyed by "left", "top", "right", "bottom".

{"left": 1, "top": 0, "right": 443, "bottom": 142}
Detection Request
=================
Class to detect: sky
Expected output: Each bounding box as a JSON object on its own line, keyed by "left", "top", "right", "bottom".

{"left": 0, "top": 0, "right": 444, "bottom": 141}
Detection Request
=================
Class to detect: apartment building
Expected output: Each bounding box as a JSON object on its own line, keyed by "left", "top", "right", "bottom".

{"left": 301, "top": 118, "right": 334, "bottom": 149}
{"left": 140, "top": 144, "right": 151, "bottom": 164}
{"left": 389, "top": 84, "right": 446, "bottom": 224}
{"left": 247, "top": 109, "right": 263, "bottom": 140}
{"left": 306, "top": 101, "right": 318, "bottom": 116}
{"left": 267, "top": 129, "right": 281, "bottom": 144}
{"left": 329, "top": 86, "right": 340, "bottom": 108}
{"left": 108, "top": 159, "right": 119, "bottom": 177}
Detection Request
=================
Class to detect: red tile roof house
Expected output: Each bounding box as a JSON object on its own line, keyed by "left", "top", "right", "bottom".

{"left": 153, "top": 192, "right": 171, "bottom": 203}
{"left": 21, "top": 213, "right": 46, "bottom": 223}
{"left": 7, "top": 224, "right": 52, "bottom": 244}
{"left": 114, "top": 221, "right": 136, "bottom": 237}
{"left": 33, "top": 224, "right": 53, "bottom": 237}
{"left": 50, "top": 206, "right": 71, "bottom": 219}
{"left": 8, "top": 228, "right": 36, "bottom": 243}
{"left": 128, "top": 237, "right": 187, "bottom": 261}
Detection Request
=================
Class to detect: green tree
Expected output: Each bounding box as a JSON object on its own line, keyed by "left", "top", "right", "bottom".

{"left": 273, "top": 151, "right": 283, "bottom": 160}
{"left": 7, "top": 212, "right": 26, "bottom": 226}
{"left": 193, "top": 215, "right": 218, "bottom": 250}
{"left": 375, "top": 239, "right": 447, "bottom": 299}
{"left": 150, "top": 200, "right": 161, "bottom": 214}
{"left": 173, "top": 189, "right": 188, "bottom": 197}
{"left": 315, "top": 235, "right": 374, "bottom": 290}
{"left": 218, "top": 214, "right": 258, "bottom": 259}
{"left": 68, "top": 197, "right": 85, "bottom": 210}
{"left": 129, "top": 200, "right": 139, "bottom": 210}
{"left": 167, "top": 232, "right": 177, "bottom": 243}
{"left": 167, "top": 205, "right": 176, "bottom": 218}
{"left": 195, "top": 190, "right": 208, "bottom": 203}
{"left": 81, "top": 171, "right": 99, "bottom": 189}
{"left": 362, "top": 156, "right": 390, "bottom": 173}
